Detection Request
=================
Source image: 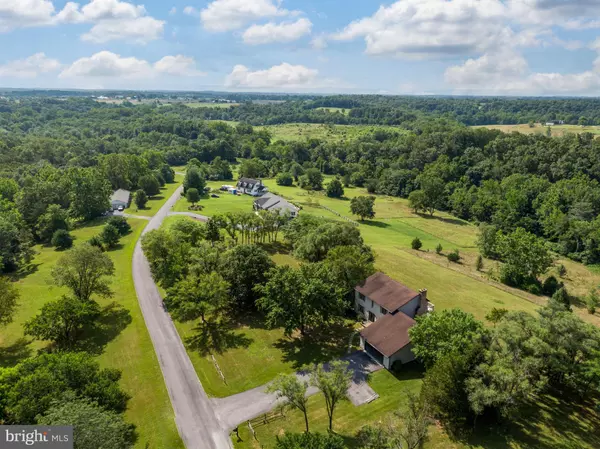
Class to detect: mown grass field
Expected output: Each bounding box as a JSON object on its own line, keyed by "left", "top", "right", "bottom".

{"left": 472, "top": 123, "right": 600, "bottom": 137}
{"left": 257, "top": 123, "right": 406, "bottom": 142}
{"left": 185, "top": 102, "right": 240, "bottom": 108}
{"left": 1, "top": 197, "right": 184, "bottom": 448}
{"left": 315, "top": 107, "right": 350, "bottom": 115}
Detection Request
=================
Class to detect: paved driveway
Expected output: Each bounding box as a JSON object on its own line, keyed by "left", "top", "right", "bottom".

{"left": 213, "top": 351, "right": 382, "bottom": 430}
{"left": 133, "top": 186, "right": 232, "bottom": 449}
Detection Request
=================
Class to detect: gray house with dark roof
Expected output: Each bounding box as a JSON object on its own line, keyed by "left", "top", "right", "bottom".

{"left": 110, "top": 189, "right": 131, "bottom": 211}
{"left": 355, "top": 272, "right": 432, "bottom": 369}
{"left": 253, "top": 193, "right": 299, "bottom": 217}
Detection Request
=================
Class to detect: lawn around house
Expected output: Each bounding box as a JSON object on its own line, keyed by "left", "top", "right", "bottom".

{"left": 133, "top": 174, "right": 183, "bottom": 217}
{"left": 1, "top": 209, "right": 184, "bottom": 448}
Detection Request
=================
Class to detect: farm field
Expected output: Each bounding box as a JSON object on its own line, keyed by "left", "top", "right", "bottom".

{"left": 1, "top": 205, "right": 184, "bottom": 448}
{"left": 256, "top": 123, "right": 406, "bottom": 142}
{"left": 315, "top": 106, "right": 350, "bottom": 115}
{"left": 472, "top": 123, "right": 600, "bottom": 137}
{"left": 185, "top": 102, "right": 240, "bottom": 108}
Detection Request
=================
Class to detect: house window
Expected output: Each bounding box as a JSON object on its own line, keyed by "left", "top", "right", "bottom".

{"left": 368, "top": 312, "right": 376, "bottom": 322}
{"left": 380, "top": 306, "right": 388, "bottom": 315}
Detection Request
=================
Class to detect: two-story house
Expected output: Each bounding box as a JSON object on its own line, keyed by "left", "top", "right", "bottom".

{"left": 355, "top": 272, "right": 432, "bottom": 370}
{"left": 237, "top": 177, "right": 268, "bottom": 196}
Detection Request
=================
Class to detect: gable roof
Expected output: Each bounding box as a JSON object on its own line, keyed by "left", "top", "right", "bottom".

{"left": 237, "top": 177, "right": 264, "bottom": 189}
{"left": 360, "top": 312, "right": 416, "bottom": 357}
{"left": 254, "top": 193, "right": 299, "bottom": 213}
{"left": 111, "top": 189, "right": 130, "bottom": 203}
{"left": 356, "top": 272, "right": 419, "bottom": 312}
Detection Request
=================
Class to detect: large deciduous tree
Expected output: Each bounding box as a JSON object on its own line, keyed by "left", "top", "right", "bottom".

{"left": 36, "top": 204, "right": 69, "bottom": 242}
{"left": 166, "top": 272, "right": 230, "bottom": 323}
{"left": 183, "top": 166, "right": 206, "bottom": 194}
{"left": 350, "top": 196, "right": 375, "bottom": 221}
{"left": 0, "top": 277, "right": 19, "bottom": 326}
{"left": 66, "top": 167, "right": 112, "bottom": 221}
{"left": 141, "top": 229, "right": 191, "bottom": 288}
{"left": 267, "top": 374, "right": 311, "bottom": 433}
{"left": 138, "top": 175, "right": 160, "bottom": 197}
{"left": 326, "top": 178, "right": 344, "bottom": 198}
{"left": 51, "top": 244, "right": 115, "bottom": 302}
{"left": 307, "top": 361, "right": 352, "bottom": 432}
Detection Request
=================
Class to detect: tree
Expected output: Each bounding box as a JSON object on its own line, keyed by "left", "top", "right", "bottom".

{"left": 220, "top": 245, "right": 274, "bottom": 310}
{"left": 447, "top": 249, "right": 460, "bottom": 263}
{"left": 106, "top": 216, "right": 131, "bottom": 236}
{"left": 186, "top": 188, "right": 200, "bottom": 206}
{"left": 138, "top": 175, "right": 160, "bottom": 197}
{"left": 326, "top": 178, "right": 345, "bottom": 198}
{"left": 497, "top": 228, "right": 553, "bottom": 287}
{"left": 475, "top": 254, "right": 484, "bottom": 271}
{"left": 307, "top": 360, "right": 352, "bottom": 431}
{"left": 277, "top": 172, "right": 294, "bottom": 186}
{"left": 52, "top": 244, "right": 115, "bottom": 302}
{"left": 100, "top": 224, "right": 120, "bottom": 249}
{"left": 299, "top": 168, "right": 323, "bottom": 190}
{"left": 166, "top": 272, "right": 230, "bottom": 323}
{"left": 436, "top": 243, "right": 443, "bottom": 255}
{"left": 275, "top": 433, "right": 345, "bottom": 449}
{"left": 37, "top": 204, "right": 69, "bottom": 242}
{"left": 38, "top": 395, "right": 136, "bottom": 449}
{"left": 0, "top": 206, "right": 33, "bottom": 272}
{"left": 160, "top": 164, "right": 175, "bottom": 183}
{"left": 66, "top": 167, "right": 112, "bottom": 221}
{"left": 396, "top": 393, "right": 432, "bottom": 449}
{"left": 205, "top": 218, "right": 222, "bottom": 246}
{"left": 324, "top": 245, "right": 375, "bottom": 295}
{"left": 408, "top": 190, "right": 427, "bottom": 214}
{"left": 411, "top": 237, "right": 422, "bottom": 250}
{"left": 409, "top": 309, "right": 484, "bottom": 368}
{"left": 550, "top": 287, "right": 571, "bottom": 311}
{"left": 141, "top": 229, "right": 191, "bottom": 288}
{"left": 257, "top": 264, "right": 345, "bottom": 336}
{"left": 350, "top": 196, "right": 375, "bottom": 221}
{"left": 267, "top": 374, "right": 311, "bottom": 433}
{"left": 51, "top": 229, "right": 73, "bottom": 250}
{"left": 0, "top": 352, "right": 130, "bottom": 424}
{"left": 133, "top": 189, "right": 147, "bottom": 210}
{"left": 477, "top": 224, "right": 501, "bottom": 260}
{"left": 0, "top": 277, "right": 19, "bottom": 326}
{"left": 24, "top": 295, "right": 100, "bottom": 347}
{"left": 183, "top": 166, "right": 206, "bottom": 194}
{"left": 418, "top": 175, "right": 446, "bottom": 215}
{"left": 485, "top": 308, "right": 508, "bottom": 325}
{"left": 586, "top": 289, "right": 599, "bottom": 314}
{"left": 293, "top": 222, "right": 364, "bottom": 262}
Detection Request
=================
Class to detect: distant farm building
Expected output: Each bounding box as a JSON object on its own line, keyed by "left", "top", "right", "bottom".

{"left": 111, "top": 189, "right": 131, "bottom": 210}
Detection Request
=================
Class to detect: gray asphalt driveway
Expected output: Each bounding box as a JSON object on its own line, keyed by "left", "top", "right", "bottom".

{"left": 133, "top": 185, "right": 232, "bottom": 449}
{"left": 213, "top": 351, "right": 382, "bottom": 430}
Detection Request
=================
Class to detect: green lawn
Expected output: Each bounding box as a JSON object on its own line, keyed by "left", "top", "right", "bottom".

{"left": 257, "top": 123, "right": 407, "bottom": 142}
{"left": 315, "top": 107, "right": 350, "bottom": 115}
{"left": 185, "top": 102, "right": 240, "bottom": 108}
{"left": 133, "top": 175, "right": 183, "bottom": 217}
{"left": 1, "top": 222, "right": 183, "bottom": 448}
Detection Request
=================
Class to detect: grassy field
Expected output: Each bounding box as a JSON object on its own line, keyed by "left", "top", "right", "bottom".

{"left": 472, "top": 123, "right": 600, "bottom": 137}
{"left": 257, "top": 123, "right": 406, "bottom": 142}
{"left": 315, "top": 107, "right": 350, "bottom": 115}
{"left": 1, "top": 220, "right": 183, "bottom": 448}
{"left": 185, "top": 102, "right": 240, "bottom": 108}
{"left": 133, "top": 175, "right": 183, "bottom": 217}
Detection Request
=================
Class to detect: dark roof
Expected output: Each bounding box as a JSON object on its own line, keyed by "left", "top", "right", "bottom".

{"left": 237, "top": 177, "right": 263, "bottom": 189}
{"left": 360, "top": 312, "right": 416, "bottom": 357}
{"left": 254, "top": 193, "right": 298, "bottom": 213}
{"left": 356, "top": 272, "right": 419, "bottom": 312}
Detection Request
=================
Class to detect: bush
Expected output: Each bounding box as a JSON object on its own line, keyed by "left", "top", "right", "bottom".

{"left": 366, "top": 179, "right": 378, "bottom": 194}
{"left": 275, "top": 432, "right": 345, "bottom": 449}
{"left": 326, "top": 178, "right": 345, "bottom": 198}
{"left": 411, "top": 237, "right": 423, "bottom": 250}
{"left": 475, "top": 254, "right": 484, "bottom": 271}
{"left": 100, "top": 224, "right": 120, "bottom": 249}
{"left": 550, "top": 287, "right": 571, "bottom": 311}
{"left": 447, "top": 249, "right": 461, "bottom": 263}
{"left": 51, "top": 229, "right": 73, "bottom": 250}
{"left": 557, "top": 264, "right": 567, "bottom": 278}
{"left": 586, "top": 289, "right": 599, "bottom": 314}
{"left": 276, "top": 172, "right": 293, "bottom": 186}
{"left": 106, "top": 216, "right": 131, "bottom": 236}
{"left": 525, "top": 283, "right": 542, "bottom": 295}
{"left": 435, "top": 243, "right": 443, "bottom": 254}
{"left": 88, "top": 235, "right": 104, "bottom": 251}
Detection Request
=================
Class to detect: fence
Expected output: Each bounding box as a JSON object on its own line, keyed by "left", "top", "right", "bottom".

{"left": 319, "top": 205, "right": 360, "bottom": 226}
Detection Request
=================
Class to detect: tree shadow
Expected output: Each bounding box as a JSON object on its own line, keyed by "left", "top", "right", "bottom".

{"left": 77, "top": 302, "right": 132, "bottom": 355}
{"left": 464, "top": 393, "right": 600, "bottom": 449}
{"left": 105, "top": 243, "right": 125, "bottom": 252}
{"left": 416, "top": 213, "right": 469, "bottom": 227}
{"left": 258, "top": 241, "right": 293, "bottom": 255}
{"left": 149, "top": 195, "right": 165, "bottom": 202}
{"left": 273, "top": 321, "right": 355, "bottom": 370}
{"left": 0, "top": 338, "right": 33, "bottom": 367}
{"left": 185, "top": 319, "right": 253, "bottom": 356}
{"left": 12, "top": 263, "right": 41, "bottom": 280}
{"left": 360, "top": 220, "right": 390, "bottom": 228}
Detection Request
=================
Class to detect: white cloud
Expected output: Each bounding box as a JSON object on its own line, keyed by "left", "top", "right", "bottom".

{"left": 183, "top": 6, "right": 199, "bottom": 16}
{"left": 0, "top": 53, "right": 61, "bottom": 78}
{"left": 201, "top": 0, "right": 294, "bottom": 32}
{"left": 60, "top": 51, "right": 205, "bottom": 81}
{"left": 60, "top": 0, "right": 165, "bottom": 43}
{"left": 507, "top": 0, "right": 600, "bottom": 28}
{"left": 81, "top": 16, "right": 164, "bottom": 43}
{"left": 0, "top": 0, "right": 59, "bottom": 31}
{"left": 242, "top": 18, "right": 312, "bottom": 45}
{"left": 225, "top": 63, "right": 318, "bottom": 88}
{"left": 445, "top": 48, "right": 600, "bottom": 95}
{"left": 311, "top": 35, "right": 328, "bottom": 50}
{"left": 169, "top": 7, "right": 177, "bottom": 16}
{"left": 60, "top": 51, "right": 152, "bottom": 78}
{"left": 154, "top": 55, "right": 205, "bottom": 76}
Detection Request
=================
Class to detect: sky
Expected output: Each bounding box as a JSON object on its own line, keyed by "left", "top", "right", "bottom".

{"left": 2, "top": 0, "right": 600, "bottom": 95}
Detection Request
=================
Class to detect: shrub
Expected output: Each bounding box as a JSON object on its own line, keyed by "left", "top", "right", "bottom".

{"left": 550, "top": 287, "right": 571, "bottom": 311}
{"left": 411, "top": 237, "right": 423, "bottom": 250}
{"left": 88, "top": 235, "right": 104, "bottom": 251}
{"left": 366, "top": 179, "right": 378, "bottom": 194}
{"left": 106, "top": 216, "right": 131, "bottom": 236}
{"left": 475, "top": 254, "right": 484, "bottom": 271}
{"left": 100, "top": 224, "right": 120, "bottom": 249}
{"left": 542, "top": 275, "right": 560, "bottom": 296}
{"left": 326, "top": 178, "right": 345, "bottom": 198}
{"left": 557, "top": 264, "right": 567, "bottom": 278}
{"left": 276, "top": 172, "right": 293, "bottom": 186}
{"left": 525, "top": 283, "right": 542, "bottom": 295}
{"left": 586, "top": 289, "right": 599, "bottom": 315}
{"left": 447, "top": 249, "right": 461, "bottom": 263}
{"left": 51, "top": 229, "right": 73, "bottom": 250}
{"left": 435, "top": 243, "right": 443, "bottom": 255}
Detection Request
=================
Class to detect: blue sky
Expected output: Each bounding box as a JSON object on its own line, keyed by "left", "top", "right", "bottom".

{"left": 2, "top": 0, "right": 600, "bottom": 95}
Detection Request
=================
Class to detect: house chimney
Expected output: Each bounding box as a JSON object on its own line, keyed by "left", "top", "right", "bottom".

{"left": 417, "top": 288, "right": 428, "bottom": 316}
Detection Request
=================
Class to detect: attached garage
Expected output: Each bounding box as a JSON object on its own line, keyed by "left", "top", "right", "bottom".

{"left": 359, "top": 311, "right": 417, "bottom": 370}
{"left": 111, "top": 189, "right": 131, "bottom": 211}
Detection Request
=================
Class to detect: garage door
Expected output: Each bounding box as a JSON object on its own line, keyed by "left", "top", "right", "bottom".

{"left": 365, "top": 342, "right": 384, "bottom": 365}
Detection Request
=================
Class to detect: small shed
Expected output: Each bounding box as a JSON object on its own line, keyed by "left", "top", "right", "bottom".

{"left": 111, "top": 189, "right": 131, "bottom": 210}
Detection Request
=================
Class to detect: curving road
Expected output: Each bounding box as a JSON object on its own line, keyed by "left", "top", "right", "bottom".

{"left": 132, "top": 185, "right": 233, "bottom": 449}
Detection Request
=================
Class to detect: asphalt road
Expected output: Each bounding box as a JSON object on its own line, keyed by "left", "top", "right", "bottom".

{"left": 168, "top": 211, "right": 210, "bottom": 222}
{"left": 132, "top": 185, "right": 233, "bottom": 449}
